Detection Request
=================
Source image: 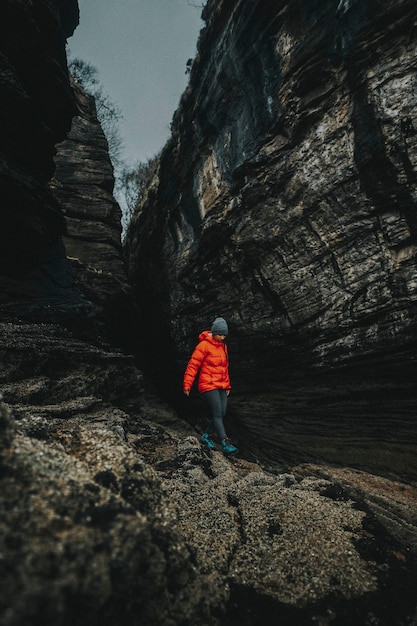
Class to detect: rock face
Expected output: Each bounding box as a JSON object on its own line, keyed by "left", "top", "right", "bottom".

{"left": 125, "top": 0, "right": 417, "bottom": 480}
{"left": 0, "top": 0, "right": 78, "bottom": 291}
{"left": 0, "top": 0, "right": 131, "bottom": 346}
{"left": 52, "top": 81, "right": 126, "bottom": 281}
{"left": 51, "top": 81, "right": 133, "bottom": 347}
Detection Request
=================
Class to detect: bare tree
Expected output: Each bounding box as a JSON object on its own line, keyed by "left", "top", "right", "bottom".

{"left": 94, "top": 90, "right": 124, "bottom": 169}
{"left": 117, "top": 154, "right": 160, "bottom": 221}
{"left": 68, "top": 57, "right": 124, "bottom": 170}
{"left": 68, "top": 57, "right": 98, "bottom": 90}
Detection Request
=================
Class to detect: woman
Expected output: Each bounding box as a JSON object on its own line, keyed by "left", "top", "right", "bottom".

{"left": 183, "top": 317, "right": 238, "bottom": 455}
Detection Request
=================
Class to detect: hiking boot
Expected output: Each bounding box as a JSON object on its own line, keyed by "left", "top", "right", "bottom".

{"left": 221, "top": 438, "right": 238, "bottom": 455}
{"left": 201, "top": 432, "right": 217, "bottom": 450}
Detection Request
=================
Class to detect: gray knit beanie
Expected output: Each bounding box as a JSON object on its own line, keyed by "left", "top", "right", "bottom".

{"left": 211, "top": 317, "right": 229, "bottom": 335}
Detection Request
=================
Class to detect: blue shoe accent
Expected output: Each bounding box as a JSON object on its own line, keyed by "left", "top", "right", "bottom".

{"left": 221, "top": 438, "right": 238, "bottom": 455}
{"left": 201, "top": 432, "right": 217, "bottom": 450}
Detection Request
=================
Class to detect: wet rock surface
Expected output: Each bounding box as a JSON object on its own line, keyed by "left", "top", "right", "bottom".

{"left": 124, "top": 0, "right": 417, "bottom": 479}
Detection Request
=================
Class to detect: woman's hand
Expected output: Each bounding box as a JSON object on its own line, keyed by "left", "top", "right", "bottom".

{"left": 184, "top": 390, "right": 190, "bottom": 396}
{"left": 226, "top": 389, "right": 230, "bottom": 396}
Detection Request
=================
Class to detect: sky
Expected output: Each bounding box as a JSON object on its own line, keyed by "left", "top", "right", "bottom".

{"left": 68, "top": 0, "right": 204, "bottom": 167}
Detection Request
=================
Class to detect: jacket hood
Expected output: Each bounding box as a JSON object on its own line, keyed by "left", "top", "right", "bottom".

{"left": 199, "top": 329, "right": 223, "bottom": 345}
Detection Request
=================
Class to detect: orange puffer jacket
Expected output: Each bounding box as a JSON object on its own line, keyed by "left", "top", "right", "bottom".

{"left": 183, "top": 330, "right": 231, "bottom": 393}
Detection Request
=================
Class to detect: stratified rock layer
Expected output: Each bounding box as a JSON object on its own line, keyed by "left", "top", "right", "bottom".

{"left": 52, "top": 80, "right": 126, "bottom": 281}
{"left": 51, "top": 81, "right": 133, "bottom": 347}
{"left": 125, "top": 0, "right": 417, "bottom": 480}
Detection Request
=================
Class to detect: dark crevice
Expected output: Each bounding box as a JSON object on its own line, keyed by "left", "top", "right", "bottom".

{"left": 348, "top": 71, "right": 417, "bottom": 241}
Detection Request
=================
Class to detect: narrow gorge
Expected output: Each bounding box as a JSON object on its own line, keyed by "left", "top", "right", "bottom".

{"left": 1, "top": 1, "right": 417, "bottom": 625}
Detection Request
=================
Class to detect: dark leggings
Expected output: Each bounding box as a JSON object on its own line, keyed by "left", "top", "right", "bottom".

{"left": 203, "top": 388, "right": 228, "bottom": 440}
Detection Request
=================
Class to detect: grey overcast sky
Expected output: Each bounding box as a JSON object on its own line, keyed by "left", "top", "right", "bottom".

{"left": 68, "top": 0, "right": 204, "bottom": 166}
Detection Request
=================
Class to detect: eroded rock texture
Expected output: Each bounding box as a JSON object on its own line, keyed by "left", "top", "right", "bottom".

{"left": 125, "top": 0, "right": 417, "bottom": 480}
{"left": 52, "top": 81, "right": 126, "bottom": 281}
{"left": 51, "top": 81, "right": 133, "bottom": 347}
{"left": 2, "top": 356, "right": 417, "bottom": 625}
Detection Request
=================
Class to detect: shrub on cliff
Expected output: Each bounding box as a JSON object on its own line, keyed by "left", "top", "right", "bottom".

{"left": 117, "top": 154, "right": 160, "bottom": 224}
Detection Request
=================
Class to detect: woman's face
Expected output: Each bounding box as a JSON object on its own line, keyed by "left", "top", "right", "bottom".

{"left": 213, "top": 334, "right": 227, "bottom": 342}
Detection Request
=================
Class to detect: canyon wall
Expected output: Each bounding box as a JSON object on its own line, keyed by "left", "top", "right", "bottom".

{"left": 1, "top": 1, "right": 417, "bottom": 624}
{"left": 0, "top": 0, "right": 78, "bottom": 306}
{"left": 0, "top": 0, "right": 130, "bottom": 343}
{"left": 51, "top": 81, "right": 134, "bottom": 346}
{"left": 125, "top": 0, "right": 417, "bottom": 480}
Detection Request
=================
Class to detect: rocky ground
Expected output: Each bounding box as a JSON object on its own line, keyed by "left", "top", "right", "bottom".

{"left": 1, "top": 323, "right": 416, "bottom": 626}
